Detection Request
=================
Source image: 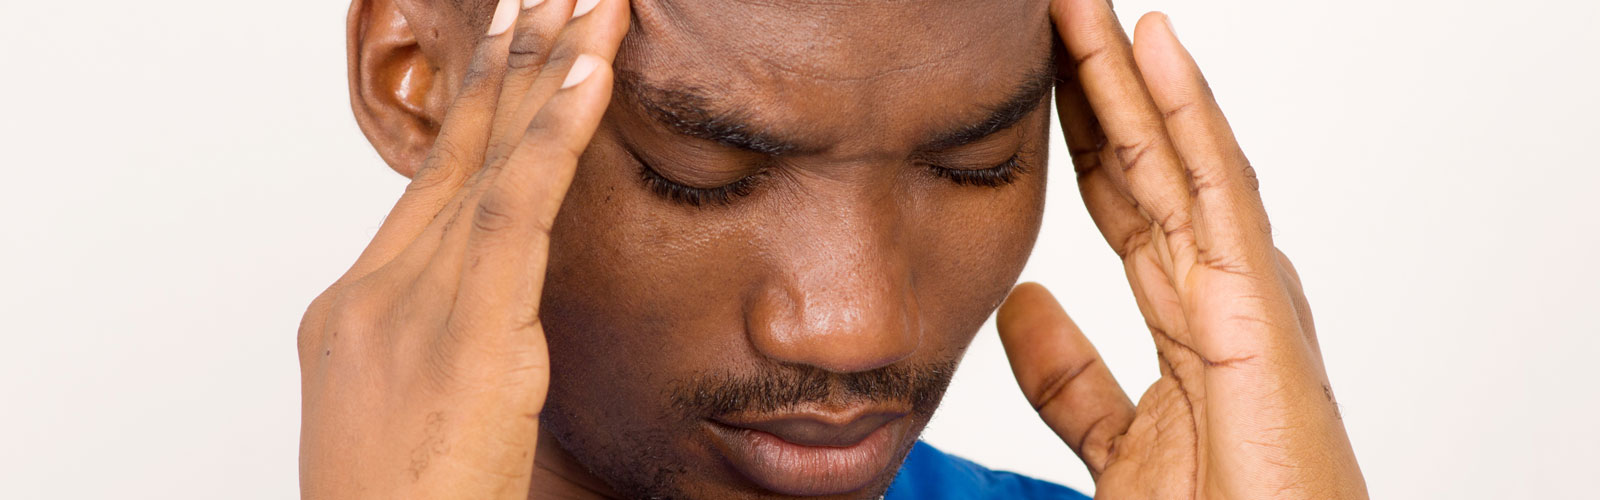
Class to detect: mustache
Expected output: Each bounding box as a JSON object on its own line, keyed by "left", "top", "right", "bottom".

{"left": 669, "top": 360, "right": 960, "bottom": 417}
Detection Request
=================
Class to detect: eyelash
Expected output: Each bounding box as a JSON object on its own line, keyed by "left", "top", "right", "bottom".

{"left": 926, "top": 154, "right": 1027, "bottom": 188}
{"left": 636, "top": 154, "right": 1026, "bottom": 207}
{"left": 638, "top": 164, "right": 768, "bottom": 207}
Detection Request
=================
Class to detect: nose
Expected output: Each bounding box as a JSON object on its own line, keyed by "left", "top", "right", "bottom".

{"left": 745, "top": 201, "right": 921, "bottom": 374}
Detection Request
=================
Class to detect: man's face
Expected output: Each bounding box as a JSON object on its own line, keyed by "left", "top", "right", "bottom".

{"left": 452, "top": 0, "right": 1051, "bottom": 498}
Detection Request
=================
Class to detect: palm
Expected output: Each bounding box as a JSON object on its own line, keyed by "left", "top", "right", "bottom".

{"left": 1094, "top": 242, "right": 1206, "bottom": 499}
{"left": 1093, "top": 241, "right": 1311, "bottom": 498}
{"left": 994, "top": 1, "right": 1365, "bottom": 498}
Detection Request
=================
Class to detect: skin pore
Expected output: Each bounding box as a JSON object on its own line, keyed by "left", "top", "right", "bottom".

{"left": 348, "top": 0, "right": 1056, "bottom": 498}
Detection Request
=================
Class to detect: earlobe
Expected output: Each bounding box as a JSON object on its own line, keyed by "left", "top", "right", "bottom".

{"left": 348, "top": 0, "right": 447, "bottom": 178}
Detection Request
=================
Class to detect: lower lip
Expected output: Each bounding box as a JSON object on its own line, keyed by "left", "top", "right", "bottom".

{"left": 706, "top": 416, "right": 909, "bottom": 496}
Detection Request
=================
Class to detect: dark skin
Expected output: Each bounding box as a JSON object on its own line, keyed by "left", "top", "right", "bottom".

{"left": 539, "top": 1, "right": 1054, "bottom": 498}
{"left": 301, "top": 0, "right": 1366, "bottom": 498}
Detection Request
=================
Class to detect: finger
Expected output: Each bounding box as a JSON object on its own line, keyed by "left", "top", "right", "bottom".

{"left": 488, "top": 0, "right": 630, "bottom": 166}
{"left": 453, "top": 55, "right": 614, "bottom": 337}
{"left": 1274, "top": 248, "right": 1320, "bottom": 357}
{"left": 484, "top": 0, "right": 578, "bottom": 160}
{"left": 344, "top": 0, "right": 521, "bottom": 279}
{"left": 998, "top": 282, "right": 1135, "bottom": 478}
{"left": 410, "top": 0, "right": 628, "bottom": 299}
{"left": 1053, "top": 36, "right": 1106, "bottom": 176}
{"left": 1131, "top": 12, "right": 1276, "bottom": 275}
{"left": 1051, "top": 0, "right": 1198, "bottom": 263}
{"left": 1127, "top": 12, "right": 1311, "bottom": 371}
{"left": 1055, "top": 41, "right": 1151, "bottom": 261}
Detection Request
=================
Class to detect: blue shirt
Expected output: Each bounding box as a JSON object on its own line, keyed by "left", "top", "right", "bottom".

{"left": 885, "top": 441, "right": 1089, "bottom": 500}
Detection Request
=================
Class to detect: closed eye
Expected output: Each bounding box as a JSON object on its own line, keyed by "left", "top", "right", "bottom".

{"left": 925, "top": 154, "right": 1027, "bottom": 187}
{"left": 638, "top": 162, "right": 767, "bottom": 207}
{"left": 636, "top": 152, "right": 1026, "bottom": 207}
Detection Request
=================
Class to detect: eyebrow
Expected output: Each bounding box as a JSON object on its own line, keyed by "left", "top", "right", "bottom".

{"left": 615, "top": 60, "right": 1055, "bottom": 156}
{"left": 919, "top": 62, "right": 1056, "bottom": 151}
{"left": 616, "top": 73, "right": 803, "bottom": 156}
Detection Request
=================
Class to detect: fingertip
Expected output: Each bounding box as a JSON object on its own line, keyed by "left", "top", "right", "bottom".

{"left": 1132, "top": 12, "right": 1199, "bottom": 87}
{"left": 1012, "top": 281, "right": 1048, "bottom": 294}
{"left": 487, "top": 0, "right": 521, "bottom": 36}
{"left": 999, "top": 282, "right": 1070, "bottom": 339}
{"left": 560, "top": 54, "right": 607, "bottom": 90}
{"left": 571, "top": 0, "right": 601, "bottom": 19}
{"left": 1003, "top": 281, "right": 1055, "bottom": 311}
{"left": 1133, "top": 11, "right": 1172, "bottom": 46}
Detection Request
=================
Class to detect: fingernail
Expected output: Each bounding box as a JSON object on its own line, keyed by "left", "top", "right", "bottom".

{"left": 523, "top": 0, "right": 544, "bottom": 8}
{"left": 1163, "top": 13, "right": 1178, "bottom": 39}
{"left": 572, "top": 0, "right": 601, "bottom": 19}
{"left": 487, "top": 0, "right": 519, "bottom": 36}
{"left": 561, "top": 54, "right": 604, "bottom": 89}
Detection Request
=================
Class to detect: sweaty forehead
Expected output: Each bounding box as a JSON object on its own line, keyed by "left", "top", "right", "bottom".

{"left": 616, "top": 0, "right": 1054, "bottom": 155}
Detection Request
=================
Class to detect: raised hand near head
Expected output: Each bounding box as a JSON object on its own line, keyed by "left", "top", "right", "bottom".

{"left": 297, "top": 0, "right": 628, "bottom": 497}
{"left": 998, "top": 1, "right": 1368, "bottom": 498}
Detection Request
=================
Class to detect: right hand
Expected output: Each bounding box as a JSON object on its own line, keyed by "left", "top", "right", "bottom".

{"left": 296, "top": 0, "right": 628, "bottom": 497}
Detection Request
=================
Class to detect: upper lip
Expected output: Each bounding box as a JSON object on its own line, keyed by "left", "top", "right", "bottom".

{"left": 711, "top": 405, "right": 909, "bottom": 448}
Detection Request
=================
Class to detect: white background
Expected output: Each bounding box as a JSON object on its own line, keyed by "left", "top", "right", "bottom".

{"left": 1, "top": 0, "right": 1595, "bottom": 498}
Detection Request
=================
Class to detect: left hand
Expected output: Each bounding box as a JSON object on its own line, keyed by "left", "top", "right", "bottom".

{"left": 996, "top": 1, "right": 1368, "bottom": 498}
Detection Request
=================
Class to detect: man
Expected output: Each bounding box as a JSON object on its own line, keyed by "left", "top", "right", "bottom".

{"left": 298, "top": 0, "right": 1368, "bottom": 497}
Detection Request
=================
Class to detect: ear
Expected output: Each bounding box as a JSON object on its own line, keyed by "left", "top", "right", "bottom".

{"left": 347, "top": 0, "right": 454, "bottom": 178}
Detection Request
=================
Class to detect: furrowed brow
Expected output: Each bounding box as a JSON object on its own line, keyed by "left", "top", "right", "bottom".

{"left": 919, "top": 62, "right": 1056, "bottom": 151}
{"left": 617, "top": 73, "right": 802, "bottom": 156}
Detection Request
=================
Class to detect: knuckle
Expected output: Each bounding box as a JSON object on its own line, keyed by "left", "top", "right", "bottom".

{"left": 471, "top": 193, "right": 518, "bottom": 234}
{"left": 523, "top": 122, "right": 585, "bottom": 166}
{"left": 1187, "top": 164, "right": 1226, "bottom": 197}
{"left": 1196, "top": 245, "right": 1271, "bottom": 279}
{"left": 326, "top": 281, "right": 393, "bottom": 333}
{"left": 1030, "top": 357, "right": 1101, "bottom": 414}
{"left": 1072, "top": 45, "right": 1110, "bottom": 70}
{"left": 424, "top": 136, "right": 477, "bottom": 172}
{"left": 1112, "top": 138, "right": 1157, "bottom": 174}
{"left": 1161, "top": 100, "right": 1197, "bottom": 120}
{"left": 406, "top": 161, "right": 461, "bottom": 196}
{"left": 1275, "top": 248, "right": 1297, "bottom": 270}
{"left": 506, "top": 27, "right": 557, "bottom": 71}
{"left": 538, "top": 47, "right": 581, "bottom": 84}
{"left": 457, "top": 58, "right": 505, "bottom": 102}
{"left": 1275, "top": 248, "right": 1302, "bottom": 282}
{"left": 299, "top": 282, "right": 395, "bottom": 358}
{"left": 493, "top": 167, "right": 559, "bottom": 241}
{"left": 1241, "top": 163, "right": 1262, "bottom": 192}
{"left": 296, "top": 288, "right": 338, "bottom": 359}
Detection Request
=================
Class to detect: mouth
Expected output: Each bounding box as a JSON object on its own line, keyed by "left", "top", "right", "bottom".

{"left": 704, "top": 405, "right": 913, "bottom": 496}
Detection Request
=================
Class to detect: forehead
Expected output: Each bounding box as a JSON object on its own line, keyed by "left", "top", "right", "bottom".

{"left": 616, "top": 0, "right": 1054, "bottom": 155}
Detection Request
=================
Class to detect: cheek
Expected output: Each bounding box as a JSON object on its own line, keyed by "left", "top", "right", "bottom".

{"left": 539, "top": 137, "right": 761, "bottom": 410}
{"left": 909, "top": 155, "right": 1049, "bottom": 349}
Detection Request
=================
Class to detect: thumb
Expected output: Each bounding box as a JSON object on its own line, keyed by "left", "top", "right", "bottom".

{"left": 997, "top": 282, "right": 1135, "bottom": 478}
